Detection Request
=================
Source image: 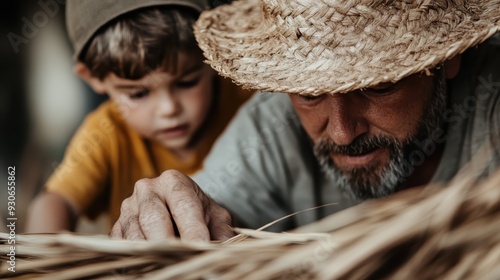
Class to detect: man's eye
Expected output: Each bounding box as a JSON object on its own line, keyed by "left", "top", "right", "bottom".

{"left": 129, "top": 90, "right": 149, "bottom": 100}
{"left": 366, "top": 83, "right": 395, "bottom": 95}
{"left": 299, "top": 94, "right": 323, "bottom": 102}
{"left": 176, "top": 78, "right": 201, "bottom": 88}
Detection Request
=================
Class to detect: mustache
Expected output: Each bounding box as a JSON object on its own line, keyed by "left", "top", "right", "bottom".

{"left": 314, "top": 135, "right": 403, "bottom": 156}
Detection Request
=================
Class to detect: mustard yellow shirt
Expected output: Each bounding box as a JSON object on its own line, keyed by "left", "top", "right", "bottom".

{"left": 45, "top": 77, "right": 251, "bottom": 226}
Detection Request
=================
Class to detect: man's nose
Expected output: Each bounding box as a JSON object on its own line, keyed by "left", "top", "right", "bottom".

{"left": 324, "top": 94, "right": 368, "bottom": 146}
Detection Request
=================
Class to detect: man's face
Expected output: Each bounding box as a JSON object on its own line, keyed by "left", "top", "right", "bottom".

{"left": 289, "top": 70, "right": 448, "bottom": 200}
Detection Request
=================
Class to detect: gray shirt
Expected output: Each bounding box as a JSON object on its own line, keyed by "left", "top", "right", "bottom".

{"left": 193, "top": 36, "right": 500, "bottom": 231}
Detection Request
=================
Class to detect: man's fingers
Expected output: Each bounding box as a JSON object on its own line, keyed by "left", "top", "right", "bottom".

{"left": 169, "top": 198, "right": 210, "bottom": 242}
{"left": 109, "top": 196, "right": 146, "bottom": 240}
{"left": 160, "top": 170, "right": 210, "bottom": 242}
{"left": 111, "top": 170, "right": 234, "bottom": 242}
{"left": 137, "top": 203, "right": 175, "bottom": 240}
{"left": 134, "top": 178, "right": 177, "bottom": 240}
{"left": 110, "top": 220, "right": 146, "bottom": 240}
{"left": 121, "top": 219, "right": 146, "bottom": 240}
{"left": 208, "top": 204, "right": 235, "bottom": 241}
{"left": 109, "top": 221, "right": 123, "bottom": 239}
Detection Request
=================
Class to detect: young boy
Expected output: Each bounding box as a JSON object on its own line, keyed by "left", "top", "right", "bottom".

{"left": 26, "top": 0, "right": 250, "bottom": 233}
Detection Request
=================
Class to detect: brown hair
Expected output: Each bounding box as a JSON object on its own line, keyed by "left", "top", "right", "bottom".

{"left": 79, "top": 6, "right": 202, "bottom": 80}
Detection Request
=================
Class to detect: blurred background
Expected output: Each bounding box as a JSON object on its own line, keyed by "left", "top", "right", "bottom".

{"left": 0, "top": 1, "right": 107, "bottom": 233}
{"left": 0, "top": 0, "right": 234, "bottom": 234}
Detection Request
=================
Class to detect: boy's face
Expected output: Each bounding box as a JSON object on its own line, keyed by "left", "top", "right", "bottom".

{"left": 95, "top": 53, "right": 216, "bottom": 153}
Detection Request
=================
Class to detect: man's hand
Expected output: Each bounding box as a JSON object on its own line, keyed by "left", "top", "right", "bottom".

{"left": 110, "top": 170, "right": 234, "bottom": 241}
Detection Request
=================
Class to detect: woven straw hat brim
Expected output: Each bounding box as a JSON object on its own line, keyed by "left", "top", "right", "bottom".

{"left": 194, "top": 0, "right": 500, "bottom": 95}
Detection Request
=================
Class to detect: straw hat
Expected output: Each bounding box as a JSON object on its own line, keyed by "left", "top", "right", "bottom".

{"left": 194, "top": 0, "right": 500, "bottom": 95}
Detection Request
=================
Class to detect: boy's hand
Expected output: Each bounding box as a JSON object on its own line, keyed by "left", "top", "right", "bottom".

{"left": 110, "top": 170, "right": 235, "bottom": 241}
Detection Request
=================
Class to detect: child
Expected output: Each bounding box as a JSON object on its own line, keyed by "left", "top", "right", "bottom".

{"left": 26, "top": 0, "right": 251, "bottom": 232}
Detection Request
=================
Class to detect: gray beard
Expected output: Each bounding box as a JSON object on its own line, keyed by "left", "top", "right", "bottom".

{"left": 314, "top": 69, "right": 448, "bottom": 200}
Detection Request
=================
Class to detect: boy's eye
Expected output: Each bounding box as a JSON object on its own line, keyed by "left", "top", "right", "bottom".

{"left": 128, "top": 89, "right": 149, "bottom": 100}
{"left": 176, "top": 77, "right": 201, "bottom": 88}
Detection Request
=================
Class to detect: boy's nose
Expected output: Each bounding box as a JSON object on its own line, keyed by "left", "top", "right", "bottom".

{"left": 157, "top": 93, "right": 180, "bottom": 117}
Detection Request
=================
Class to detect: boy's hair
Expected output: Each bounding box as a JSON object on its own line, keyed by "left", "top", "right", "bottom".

{"left": 80, "top": 6, "right": 202, "bottom": 80}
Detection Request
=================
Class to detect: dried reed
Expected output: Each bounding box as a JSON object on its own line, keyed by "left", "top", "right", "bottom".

{"left": 2, "top": 162, "right": 499, "bottom": 279}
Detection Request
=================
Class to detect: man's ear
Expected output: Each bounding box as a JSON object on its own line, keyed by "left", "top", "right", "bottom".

{"left": 444, "top": 55, "right": 461, "bottom": 80}
{"left": 74, "top": 62, "right": 107, "bottom": 94}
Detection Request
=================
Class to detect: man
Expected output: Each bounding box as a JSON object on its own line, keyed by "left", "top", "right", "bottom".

{"left": 110, "top": 0, "right": 500, "bottom": 241}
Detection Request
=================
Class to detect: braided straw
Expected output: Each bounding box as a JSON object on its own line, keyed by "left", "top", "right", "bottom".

{"left": 194, "top": 0, "right": 500, "bottom": 95}
{"left": 1, "top": 166, "right": 499, "bottom": 279}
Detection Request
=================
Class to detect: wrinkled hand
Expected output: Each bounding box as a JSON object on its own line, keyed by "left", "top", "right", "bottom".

{"left": 110, "top": 170, "right": 234, "bottom": 241}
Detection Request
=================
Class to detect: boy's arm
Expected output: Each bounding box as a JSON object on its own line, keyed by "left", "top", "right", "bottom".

{"left": 26, "top": 103, "right": 114, "bottom": 233}
{"left": 25, "top": 192, "right": 78, "bottom": 232}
